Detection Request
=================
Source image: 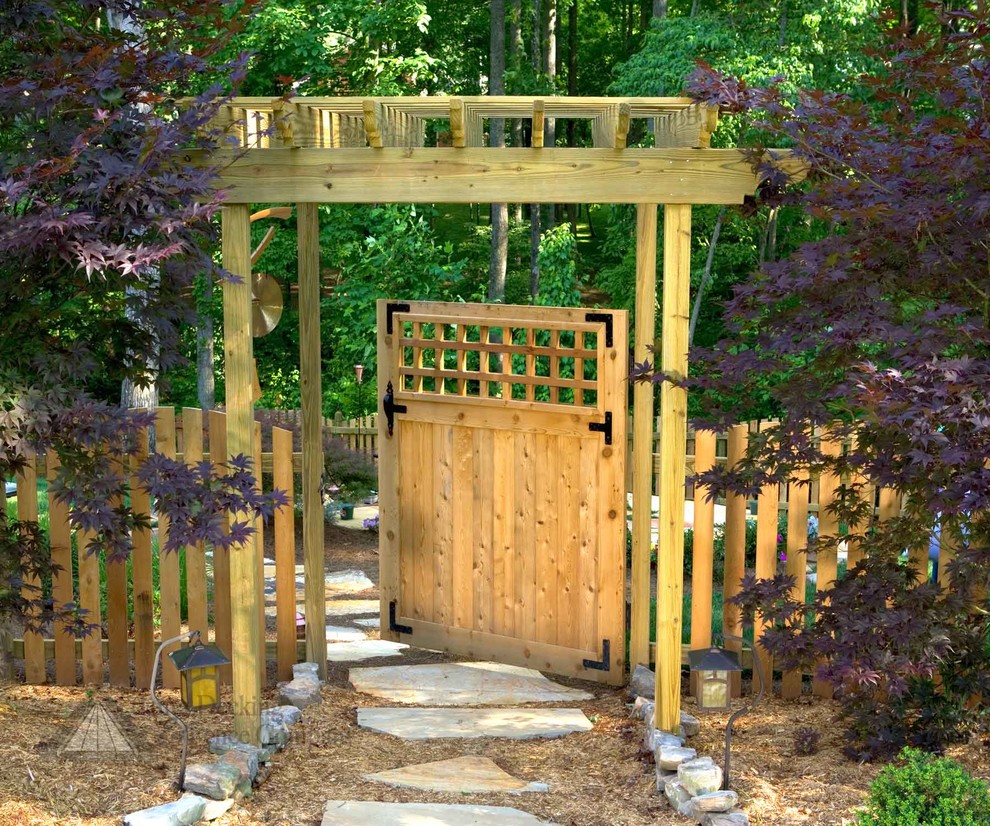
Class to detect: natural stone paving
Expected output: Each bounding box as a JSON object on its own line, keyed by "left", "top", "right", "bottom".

{"left": 353, "top": 616, "right": 380, "bottom": 628}
{"left": 356, "top": 707, "right": 593, "bottom": 740}
{"left": 325, "top": 625, "right": 368, "bottom": 642}
{"left": 321, "top": 801, "right": 555, "bottom": 825}
{"left": 365, "top": 755, "right": 548, "bottom": 794}
{"left": 348, "top": 661, "right": 593, "bottom": 706}
{"left": 325, "top": 599, "right": 380, "bottom": 617}
{"left": 327, "top": 639, "right": 408, "bottom": 661}
{"left": 324, "top": 569, "right": 375, "bottom": 592}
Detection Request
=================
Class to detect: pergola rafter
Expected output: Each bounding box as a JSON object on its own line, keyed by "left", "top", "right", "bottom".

{"left": 200, "top": 95, "right": 798, "bottom": 746}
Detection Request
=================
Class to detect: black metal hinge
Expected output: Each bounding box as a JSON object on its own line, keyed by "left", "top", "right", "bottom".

{"left": 584, "top": 312, "right": 613, "bottom": 347}
{"left": 589, "top": 411, "right": 613, "bottom": 445}
{"left": 389, "top": 601, "right": 413, "bottom": 635}
{"left": 583, "top": 638, "right": 611, "bottom": 672}
{"left": 386, "top": 302, "right": 410, "bottom": 334}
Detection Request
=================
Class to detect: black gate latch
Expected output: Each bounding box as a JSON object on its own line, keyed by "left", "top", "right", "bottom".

{"left": 382, "top": 380, "right": 407, "bottom": 436}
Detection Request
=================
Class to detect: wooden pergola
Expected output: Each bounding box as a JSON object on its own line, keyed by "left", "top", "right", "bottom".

{"left": 197, "top": 95, "right": 791, "bottom": 744}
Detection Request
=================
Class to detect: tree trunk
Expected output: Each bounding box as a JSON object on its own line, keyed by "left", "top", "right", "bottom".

{"left": 529, "top": 0, "right": 542, "bottom": 297}
{"left": 544, "top": 0, "right": 557, "bottom": 228}
{"left": 689, "top": 208, "right": 724, "bottom": 346}
{"left": 567, "top": 0, "right": 578, "bottom": 234}
{"left": 197, "top": 274, "right": 216, "bottom": 411}
{"left": 510, "top": 0, "right": 524, "bottom": 224}
{"left": 489, "top": 0, "right": 508, "bottom": 302}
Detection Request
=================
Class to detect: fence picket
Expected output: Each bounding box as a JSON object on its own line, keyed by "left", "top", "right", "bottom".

{"left": 131, "top": 426, "right": 155, "bottom": 689}
{"left": 17, "top": 457, "right": 45, "bottom": 684}
{"left": 781, "top": 471, "right": 810, "bottom": 699}
{"left": 156, "top": 408, "right": 182, "bottom": 688}
{"left": 722, "top": 424, "right": 748, "bottom": 697}
{"left": 47, "top": 455, "right": 76, "bottom": 685}
{"left": 182, "top": 408, "right": 209, "bottom": 641}
{"left": 106, "top": 454, "right": 129, "bottom": 687}
{"left": 273, "top": 426, "right": 296, "bottom": 680}
{"left": 209, "top": 410, "right": 233, "bottom": 684}
{"left": 813, "top": 434, "right": 843, "bottom": 699}
{"left": 254, "top": 419, "right": 266, "bottom": 688}
{"left": 78, "top": 528, "right": 102, "bottom": 685}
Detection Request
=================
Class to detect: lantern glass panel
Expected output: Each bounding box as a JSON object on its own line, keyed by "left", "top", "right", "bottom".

{"left": 700, "top": 670, "right": 729, "bottom": 711}
{"left": 182, "top": 667, "right": 219, "bottom": 710}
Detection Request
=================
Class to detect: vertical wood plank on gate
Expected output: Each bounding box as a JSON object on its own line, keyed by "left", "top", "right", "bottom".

{"left": 17, "top": 458, "right": 45, "bottom": 683}
{"left": 451, "top": 425, "right": 474, "bottom": 630}
{"left": 106, "top": 455, "right": 129, "bottom": 687}
{"left": 630, "top": 203, "right": 658, "bottom": 671}
{"left": 398, "top": 425, "right": 415, "bottom": 623}
{"left": 722, "top": 424, "right": 748, "bottom": 697}
{"left": 434, "top": 425, "right": 454, "bottom": 627}
{"left": 491, "top": 430, "right": 514, "bottom": 637}
{"left": 597, "top": 308, "right": 629, "bottom": 684}
{"left": 47, "top": 455, "right": 76, "bottom": 685}
{"left": 655, "top": 204, "right": 691, "bottom": 731}
{"left": 377, "top": 300, "right": 401, "bottom": 641}
{"left": 814, "top": 435, "right": 843, "bottom": 699}
{"left": 578, "top": 437, "right": 598, "bottom": 654}
{"left": 754, "top": 441, "right": 780, "bottom": 685}
{"left": 557, "top": 436, "right": 580, "bottom": 650}
{"left": 473, "top": 428, "right": 495, "bottom": 633}
{"left": 273, "top": 426, "right": 296, "bottom": 681}
{"left": 299, "top": 203, "right": 327, "bottom": 678}
{"left": 781, "top": 469, "right": 810, "bottom": 699}
{"left": 415, "top": 423, "right": 435, "bottom": 622}
{"left": 535, "top": 434, "right": 559, "bottom": 645}
{"left": 209, "top": 410, "right": 233, "bottom": 684}
{"left": 513, "top": 431, "right": 537, "bottom": 640}
{"left": 131, "top": 427, "right": 155, "bottom": 689}
{"left": 182, "top": 409, "right": 209, "bottom": 640}
{"left": 690, "top": 430, "right": 717, "bottom": 696}
{"left": 78, "top": 528, "right": 103, "bottom": 684}
{"left": 156, "top": 408, "right": 182, "bottom": 688}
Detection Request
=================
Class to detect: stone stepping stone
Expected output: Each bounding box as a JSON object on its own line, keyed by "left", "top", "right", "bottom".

{"left": 326, "top": 599, "right": 379, "bottom": 617}
{"left": 327, "top": 639, "right": 408, "bottom": 662}
{"left": 356, "top": 707, "right": 593, "bottom": 740}
{"left": 365, "top": 755, "right": 548, "bottom": 794}
{"left": 326, "top": 625, "right": 367, "bottom": 642}
{"left": 354, "top": 617, "right": 380, "bottom": 628}
{"left": 324, "top": 569, "right": 374, "bottom": 592}
{"left": 321, "top": 801, "right": 554, "bottom": 825}
{"left": 349, "top": 661, "right": 593, "bottom": 706}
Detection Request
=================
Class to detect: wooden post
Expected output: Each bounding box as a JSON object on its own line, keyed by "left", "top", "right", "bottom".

{"left": 273, "top": 426, "right": 297, "bottom": 681}
{"left": 689, "top": 430, "right": 716, "bottom": 697}
{"left": 298, "top": 202, "right": 328, "bottom": 678}
{"left": 753, "top": 432, "right": 780, "bottom": 685}
{"left": 655, "top": 204, "right": 691, "bottom": 732}
{"left": 629, "top": 203, "right": 658, "bottom": 672}
{"left": 18, "top": 458, "right": 45, "bottom": 684}
{"left": 222, "top": 203, "right": 262, "bottom": 745}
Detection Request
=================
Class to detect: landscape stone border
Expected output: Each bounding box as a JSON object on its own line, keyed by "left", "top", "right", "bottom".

{"left": 629, "top": 666, "right": 749, "bottom": 826}
{"left": 122, "top": 664, "right": 321, "bottom": 825}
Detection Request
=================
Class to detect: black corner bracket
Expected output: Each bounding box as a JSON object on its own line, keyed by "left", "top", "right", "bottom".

{"left": 386, "top": 302, "right": 411, "bottom": 334}
{"left": 583, "top": 638, "right": 611, "bottom": 671}
{"left": 584, "top": 312, "right": 613, "bottom": 347}
{"left": 389, "top": 600, "right": 413, "bottom": 635}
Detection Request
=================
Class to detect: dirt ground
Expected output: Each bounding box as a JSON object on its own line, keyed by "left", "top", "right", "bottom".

{"left": 1, "top": 526, "right": 988, "bottom": 826}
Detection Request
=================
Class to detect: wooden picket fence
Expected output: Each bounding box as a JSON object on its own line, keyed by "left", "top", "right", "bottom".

{"left": 8, "top": 407, "right": 307, "bottom": 688}
{"left": 645, "top": 421, "right": 921, "bottom": 699}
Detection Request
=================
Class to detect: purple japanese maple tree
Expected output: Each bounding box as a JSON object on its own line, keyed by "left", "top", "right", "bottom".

{"left": 0, "top": 1, "right": 283, "bottom": 642}
{"left": 639, "top": 9, "right": 990, "bottom": 757}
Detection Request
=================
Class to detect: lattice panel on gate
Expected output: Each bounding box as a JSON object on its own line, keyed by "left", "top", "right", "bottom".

{"left": 395, "top": 311, "right": 607, "bottom": 408}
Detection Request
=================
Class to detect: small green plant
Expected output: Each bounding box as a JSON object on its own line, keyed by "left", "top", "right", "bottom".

{"left": 857, "top": 748, "right": 990, "bottom": 826}
{"left": 793, "top": 726, "right": 821, "bottom": 756}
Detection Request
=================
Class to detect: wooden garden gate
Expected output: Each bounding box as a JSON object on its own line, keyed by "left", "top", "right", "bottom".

{"left": 377, "top": 300, "right": 628, "bottom": 685}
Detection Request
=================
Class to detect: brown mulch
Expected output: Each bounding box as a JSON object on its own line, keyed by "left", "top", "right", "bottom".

{"left": 2, "top": 528, "right": 988, "bottom": 825}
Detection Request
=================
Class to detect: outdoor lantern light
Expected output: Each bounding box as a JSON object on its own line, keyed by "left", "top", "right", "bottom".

{"left": 688, "top": 633, "right": 765, "bottom": 790}
{"left": 151, "top": 630, "right": 230, "bottom": 788}
{"left": 169, "top": 631, "right": 230, "bottom": 711}
{"left": 688, "top": 645, "right": 741, "bottom": 713}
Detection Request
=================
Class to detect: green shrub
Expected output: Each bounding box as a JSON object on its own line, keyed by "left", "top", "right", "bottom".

{"left": 857, "top": 748, "right": 990, "bottom": 826}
